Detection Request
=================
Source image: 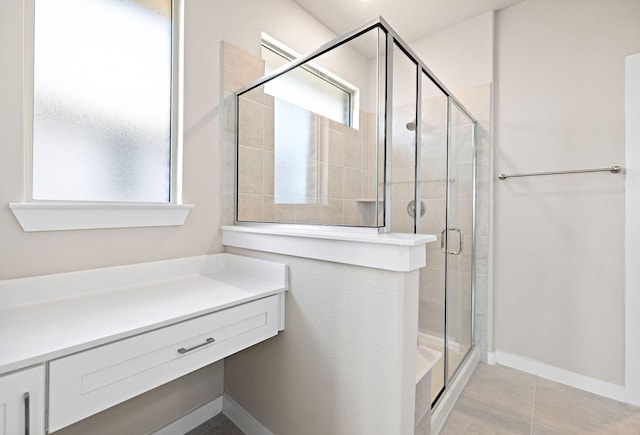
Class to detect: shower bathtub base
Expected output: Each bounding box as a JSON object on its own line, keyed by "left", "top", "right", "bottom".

{"left": 418, "top": 332, "right": 470, "bottom": 403}
{"left": 415, "top": 344, "right": 441, "bottom": 435}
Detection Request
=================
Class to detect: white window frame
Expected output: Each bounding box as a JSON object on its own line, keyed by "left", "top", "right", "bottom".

{"left": 259, "top": 33, "right": 362, "bottom": 207}
{"left": 261, "top": 32, "right": 360, "bottom": 129}
{"left": 9, "top": 0, "right": 192, "bottom": 232}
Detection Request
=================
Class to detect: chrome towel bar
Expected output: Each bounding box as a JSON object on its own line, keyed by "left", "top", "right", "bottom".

{"left": 498, "top": 165, "right": 622, "bottom": 180}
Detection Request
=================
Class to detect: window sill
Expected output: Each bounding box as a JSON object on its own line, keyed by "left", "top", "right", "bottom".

{"left": 9, "top": 202, "right": 194, "bottom": 232}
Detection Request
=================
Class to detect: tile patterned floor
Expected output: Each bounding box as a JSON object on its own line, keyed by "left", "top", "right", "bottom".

{"left": 441, "top": 363, "right": 640, "bottom": 434}
{"left": 185, "top": 364, "right": 640, "bottom": 435}
{"left": 185, "top": 415, "right": 245, "bottom": 435}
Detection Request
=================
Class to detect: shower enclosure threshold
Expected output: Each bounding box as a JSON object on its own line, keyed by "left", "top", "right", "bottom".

{"left": 431, "top": 347, "right": 479, "bottom": 434}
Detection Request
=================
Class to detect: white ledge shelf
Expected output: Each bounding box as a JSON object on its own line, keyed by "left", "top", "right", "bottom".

{"left": 355, "top": 198, "right": 379, "bottom": 203}
{"left": 9, "top": 202, "right": 194, "bottom": 232}
{"left": 221, "top": 225, "right": 437, "bottom": 272}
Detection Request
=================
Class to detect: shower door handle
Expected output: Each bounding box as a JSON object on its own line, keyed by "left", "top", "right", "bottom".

{"left": 440, "top": 227, "right": 463, "bottom": 255}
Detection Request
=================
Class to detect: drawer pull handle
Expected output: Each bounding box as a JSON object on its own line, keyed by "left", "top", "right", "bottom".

{"left": 24, "top": 392, "right": 30, "bottom": 435}
{"left": 178, "top": 337, "right": 215, "bottom": 354}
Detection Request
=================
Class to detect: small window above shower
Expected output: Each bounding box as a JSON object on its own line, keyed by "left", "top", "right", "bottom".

{"left": 261, "top": 33, "right": 357, "bottom": 128}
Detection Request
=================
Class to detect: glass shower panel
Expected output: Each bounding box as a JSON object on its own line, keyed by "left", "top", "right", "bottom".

{"left": 416, "top": 73, "right": 448, "bottom": 403}
{"left": 389, "top": 44, "right": 417, "bottom": 233}
{"left": 446, "top": 101, "right": 475, "bottom": 383}
{"left": 236, "top": 27, "right": 383, "bottom": 226}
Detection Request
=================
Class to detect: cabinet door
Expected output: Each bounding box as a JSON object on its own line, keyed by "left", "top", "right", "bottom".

{"left": 0, "top": 365, "right": 45, "bottom": 435}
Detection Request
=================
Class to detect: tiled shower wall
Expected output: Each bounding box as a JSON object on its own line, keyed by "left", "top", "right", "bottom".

{"left": 389, "top": 101, "right": 420, "bottom": 234}
{"left": 468, "top": 85, "right": 491, "bottom": 363}
{"left": 221, "top": 41, "right": 264, "bottom": 226}
{"left": 222, "top": 41, "right": 379, "bottom": 227}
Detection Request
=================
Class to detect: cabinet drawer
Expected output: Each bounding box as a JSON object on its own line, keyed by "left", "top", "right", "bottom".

{"left": 48, "top": 296, "right": 279, "bottom": 432}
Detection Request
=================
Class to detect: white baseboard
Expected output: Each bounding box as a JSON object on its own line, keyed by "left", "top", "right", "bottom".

{"left": 495, "top": 350, "right": 626, "bottom": 403}
{"left": 486, "top": 350, "right": 496, "bottom": 365}
{"left": 152, "top": 394, "right": 274, "bottom": 435}
{"left": 223, "top": 394, "right": 274, "bottom": 435}
{"left": 153, "top": 396, "right": 223, "bottom": 435}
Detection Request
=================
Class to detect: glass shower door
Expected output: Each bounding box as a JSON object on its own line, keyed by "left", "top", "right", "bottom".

{"left": 393, "top": 56, "right": 476, "bottom": 405}
{"left": 416, "top": 76, "right": 475, "bottom": 404}
{"left": 416, "top": 72, "right": 448, "bottom": 403}
{"left": 445, "top": 101, "right": 475, "bottom": 383}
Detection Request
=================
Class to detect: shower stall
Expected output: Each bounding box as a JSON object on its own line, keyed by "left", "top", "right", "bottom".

{"left": 384, "top": 28, "right": 477, "bottom": 408}
{"left": 235, "top": 16, "right": 476, "bottom": 414}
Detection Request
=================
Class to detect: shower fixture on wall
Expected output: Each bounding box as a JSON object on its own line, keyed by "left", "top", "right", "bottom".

{"left": 407, "top": 199, "right": 426, "bottom": 218}
{"left": 406, "top": 119, "right": 416, "bottom": 131}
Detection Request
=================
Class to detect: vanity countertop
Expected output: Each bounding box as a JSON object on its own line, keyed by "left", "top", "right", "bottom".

{"left": 0, "top": 254, "right": 288, "bottom": 375}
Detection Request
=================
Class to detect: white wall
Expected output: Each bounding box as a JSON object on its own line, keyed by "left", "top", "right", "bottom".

{"left": 494, "top": 0, "right": 640, "bottom": 386}
{"left": 625, "top": 53, "right": 640, "bottom": 405}
{"left": 224, "top": 247, "right": 419, "bottom": 435}
{"left": 409, "top": 11, "right": 494, "bottom": 94}
{"left": 52, "top": 364, "right": 224, "bottom": 435}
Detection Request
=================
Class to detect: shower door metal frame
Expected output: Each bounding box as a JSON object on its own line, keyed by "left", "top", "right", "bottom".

{"left": 388, "top": 30, "right": 477, "bottom": 404}
{"left": 439, "top": 100, "right": 478, "bottom": 403}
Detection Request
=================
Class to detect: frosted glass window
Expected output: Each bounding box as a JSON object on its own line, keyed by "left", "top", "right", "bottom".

{"left": 32, "top": 0, "right": 172, "bottom": 202}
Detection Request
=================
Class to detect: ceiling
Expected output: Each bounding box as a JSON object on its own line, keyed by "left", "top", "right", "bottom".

{"left": 291, "top": 0, "right": 525, "bottom": 43}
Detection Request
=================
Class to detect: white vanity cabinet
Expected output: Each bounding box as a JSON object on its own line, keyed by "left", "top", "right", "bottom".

{"left": 0, "top": 365, "right": 45, "bottom": 435}
{"left": 0, "top": 254, "right": 288, "bottom": 433}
